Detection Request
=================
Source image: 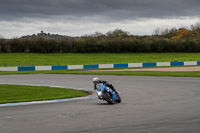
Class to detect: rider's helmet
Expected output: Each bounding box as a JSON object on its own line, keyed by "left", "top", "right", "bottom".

{"left": 93, "top": 77, "right": 99, "bottom": 84}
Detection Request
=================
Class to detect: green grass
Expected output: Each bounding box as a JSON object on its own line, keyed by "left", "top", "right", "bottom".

{"left": 0, "top": 84, "right": 88, "bottom": 104}
{"left": 1, "top": 53, "right": 200, "bottom": 67}
{"left": 1, "top": 53, "right": 200, "bottom": 77}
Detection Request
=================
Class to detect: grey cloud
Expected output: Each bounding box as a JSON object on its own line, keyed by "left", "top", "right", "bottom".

{"left": 1, "top": 0, "right": 200, "bottom": 21}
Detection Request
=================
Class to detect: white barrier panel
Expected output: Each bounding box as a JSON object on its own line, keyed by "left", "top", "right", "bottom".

{"left": 128, "top": 63, "right": 142, "bottom": 68}
{"left": 184, "top": 61, "right": 197, "bottom": 66}
{"left": 99, "top": 64, "right": 113, "bottom": 69}
{"left": 68, "top": 65, "right": 83, "bottom": 70}
{"left": 157, "top": 62, "right": 170, "bottom": 66}
{"left": 35, "top": 66, "right": 52, "bottom": 71}
{"left": 0, "top": 67, "right": 18, "bottom": 71}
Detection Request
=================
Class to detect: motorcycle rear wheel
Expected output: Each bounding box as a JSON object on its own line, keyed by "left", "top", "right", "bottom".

{"left": 116, "top": 96, "right": 121, "bottom": 103}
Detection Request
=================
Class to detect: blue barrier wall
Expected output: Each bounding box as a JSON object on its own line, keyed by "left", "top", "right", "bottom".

{"left": 52, "top": 66, "right": 68, "bottom": 70}
{"left": 1, "top": 61, "right": 200, "bottom": 72}
{"left": 143, "top": 63, "right": 156, "bottom": 67}
{"left": 171, "top": 62, "right": 184, "bottom": 66}
{"left": 83, "top": 64, "right": 99, "bottom": 69}
{"left": 18, "top": 66, "right": 35, "bottom": 71}
{"left": 114, "top": 63, "right": 128, "bottom": 68}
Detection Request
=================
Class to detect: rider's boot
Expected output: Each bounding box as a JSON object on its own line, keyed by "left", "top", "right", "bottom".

{"left": 115, "top": 91, "right": 119, "bottom": 96}
{"left": 112, "top": 87, "right": 119, "bottom": 96}
{"left": 109, "top": 84, "right": 119, "bottom": 96}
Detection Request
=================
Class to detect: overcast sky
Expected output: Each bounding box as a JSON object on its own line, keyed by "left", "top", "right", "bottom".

{"left": 0, "top": 0, "right": 200, "bottom": 38}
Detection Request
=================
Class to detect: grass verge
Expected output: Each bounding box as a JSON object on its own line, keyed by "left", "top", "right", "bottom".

{"left": 1, "top": 53, "right": 200, "bottom": 67}
{"left": 0, "top": 84, "right": 88, "bottom": 104}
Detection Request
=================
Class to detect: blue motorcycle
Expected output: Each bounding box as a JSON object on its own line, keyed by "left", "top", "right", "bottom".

{"left": 95, "top": 83, "right": 121, "bottom": 104}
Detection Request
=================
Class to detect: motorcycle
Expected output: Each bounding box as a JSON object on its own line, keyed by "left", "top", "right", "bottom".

{"left": 95, "top": 83, "right": 121, "bottom": 104}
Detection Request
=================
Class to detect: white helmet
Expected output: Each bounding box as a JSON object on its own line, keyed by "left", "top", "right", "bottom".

{"left": 93, "top": 77, "right": 99, "bottom": 83}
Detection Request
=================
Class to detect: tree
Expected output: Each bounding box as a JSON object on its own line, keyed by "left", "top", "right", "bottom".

{"left": 106, "top": 29, "right": 130, "bottom": 38}
{"left": 190, "top": 22, "right": 200, "bottom": 31}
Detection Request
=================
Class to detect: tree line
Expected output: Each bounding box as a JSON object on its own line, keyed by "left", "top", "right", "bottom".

{"left": 1, "top": 22, "right": 200, "bottom": 53}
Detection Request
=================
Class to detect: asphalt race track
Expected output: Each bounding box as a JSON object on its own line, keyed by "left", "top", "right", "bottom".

{"left": 0, "top": 74, "right": 200, "bottom": 133}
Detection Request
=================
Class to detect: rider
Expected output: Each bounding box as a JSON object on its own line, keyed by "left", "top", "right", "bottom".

{"left": 93, "top": 77, "right": 119, "bottom": 96}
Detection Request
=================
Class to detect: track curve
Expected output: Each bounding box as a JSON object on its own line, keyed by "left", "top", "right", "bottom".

{"left": 0, "top": 74, "right": 200, "bottom": 133}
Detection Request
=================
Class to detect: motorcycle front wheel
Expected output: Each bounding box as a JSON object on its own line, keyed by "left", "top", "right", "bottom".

{"left": 103, "top": 93, "right": 114, "bottom": 104}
